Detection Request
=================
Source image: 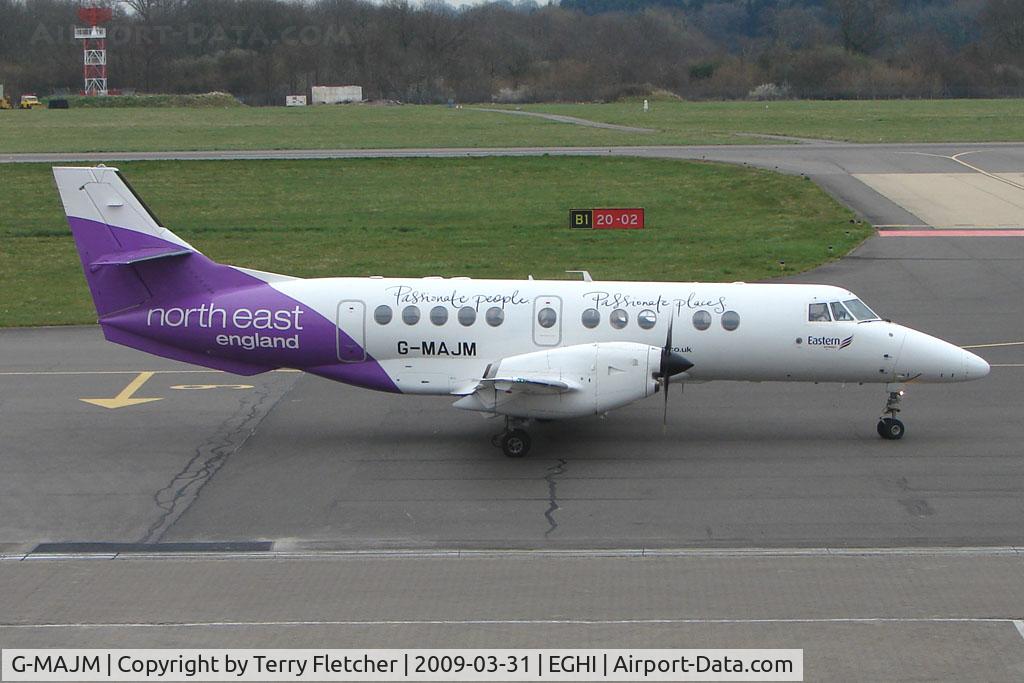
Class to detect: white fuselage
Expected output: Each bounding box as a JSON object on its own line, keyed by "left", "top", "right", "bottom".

{"left": 270, "top": 277, "right": 987, "bottom": 396}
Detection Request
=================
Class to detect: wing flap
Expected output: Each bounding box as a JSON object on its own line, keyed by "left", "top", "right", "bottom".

{"left": 476, "top": 375, "right": 580, "bottom": 394}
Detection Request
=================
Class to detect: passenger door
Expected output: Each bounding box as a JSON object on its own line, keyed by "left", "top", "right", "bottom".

{"left": 336, "top": 300, "right": 366, "bottom": 362}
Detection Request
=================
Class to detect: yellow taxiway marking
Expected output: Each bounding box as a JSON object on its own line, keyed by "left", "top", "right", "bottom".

{"left": 80, "top": 371, "right": 163, "bottom": 410}
{"left": 962, "top": 341, "right": 1024, "bottom": 349}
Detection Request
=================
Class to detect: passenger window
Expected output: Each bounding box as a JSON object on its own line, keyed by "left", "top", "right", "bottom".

{"left": 638, "top": 309, "right": 657, "bottom": 330}
{"left": 581, "top": 308, "right": 600, "bottom": 329}
{"left": 721, "top": 310, "right": 740, "bottom": 331}
{"left": 610, "top": 309, "right": 628, "bottom": 329}
{"left": 430, "top": 306, "right": 448, "bottom": 326}
{"left": 537, "top": 307, "right": 557, "bottom": 328}
{"left": 692, "top": 310, "right": 711, "bottom": 331}
{"left": 402, "top": 305, "right": 420, "bottom": 325}
{"left": 808, "top": 303, "right": 831, "bottom": 322}
{"left": 830, "top": 302, "right": 855, "bottom": 322}
{"left": 458, "top": 306, "right": 476, "bottom": 326}
{"left": 485, "top": 307, "right": 504, "bottom": 327}
{"left": 843, "top": 298, "right": 879, "bottom": 320}
{"left": 374, "top": 305, "right": 392, "bottom": 325}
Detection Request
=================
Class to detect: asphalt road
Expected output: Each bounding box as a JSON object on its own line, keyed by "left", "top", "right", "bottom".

{"left": 2, "top": 236, "right": 1021, "bottom": 553}
{"left": 3, "top": 549, "right": 1024, "bottom": 680}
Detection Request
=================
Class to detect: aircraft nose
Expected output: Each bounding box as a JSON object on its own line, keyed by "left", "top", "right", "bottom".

{"left": 962, "top": 349, "right": 990, "bottom": 379}
{"left": 894, "top": 327, "right": 985, "bottom": 383}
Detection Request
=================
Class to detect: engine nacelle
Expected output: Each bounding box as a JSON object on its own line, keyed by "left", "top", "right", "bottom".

{"left": 454, "top": 342, "right": 661, "bottom": 419}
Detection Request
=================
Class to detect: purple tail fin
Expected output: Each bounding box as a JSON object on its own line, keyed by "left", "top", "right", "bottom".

{"left": 54, "top": 166, "right": 256, "bottom": 318}
{"left": 54, "top": 166, "right": 280, "bottom": 375}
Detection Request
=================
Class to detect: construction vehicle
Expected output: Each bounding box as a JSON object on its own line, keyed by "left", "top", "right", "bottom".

{"left": 19, "top": 94, "right": 44, "bottom": 109}
{"left": 0, "top": 84, "right": 11, "bottom": 109}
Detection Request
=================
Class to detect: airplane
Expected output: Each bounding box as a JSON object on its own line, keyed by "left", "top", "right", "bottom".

{"left": 54, "top": 166, "right": 990, "bottom": 457}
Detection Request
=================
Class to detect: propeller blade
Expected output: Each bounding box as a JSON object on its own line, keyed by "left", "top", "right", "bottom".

{"left": 662, "top": 311, "right": 674, "bottom": 431}
{"left": 662, "top": 374, "right": 670, "bottom": 429}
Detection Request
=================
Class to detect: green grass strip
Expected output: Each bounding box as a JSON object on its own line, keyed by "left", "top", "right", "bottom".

{"left": 0, "top": 157, "right": 868, "bottom": 326}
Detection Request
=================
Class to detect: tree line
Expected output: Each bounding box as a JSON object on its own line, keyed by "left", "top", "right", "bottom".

{"left": 1, "top": 0, "right": 1022, "bottom": 104}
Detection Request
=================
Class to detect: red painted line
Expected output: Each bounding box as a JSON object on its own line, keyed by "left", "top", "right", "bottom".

{"left": 877, "top": 229, "right": 1024, "bottom": 237}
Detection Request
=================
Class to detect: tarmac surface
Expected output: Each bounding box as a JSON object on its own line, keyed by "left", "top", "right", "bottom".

{"left": 2, "top": 142, "right": 1024, "bottom": 677}
{"left": 2, "top": 236, "right": 1021, "bottom": 553}
{"left": 2, "top": 235, "right": 1023, "bottom": 677}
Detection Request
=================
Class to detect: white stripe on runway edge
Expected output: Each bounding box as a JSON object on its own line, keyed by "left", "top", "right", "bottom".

{"left": 0, "top": 617, "right": 1023, "bottom": 630}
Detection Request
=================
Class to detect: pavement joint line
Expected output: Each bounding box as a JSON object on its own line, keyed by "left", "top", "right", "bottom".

{"left": 5, "top": 546, "right": 1024, "bottom": 562}
{"left": 2, "top": 617, "right": 1024, "bottom": 630}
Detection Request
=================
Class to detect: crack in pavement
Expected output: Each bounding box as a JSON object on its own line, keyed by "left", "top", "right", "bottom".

{"left": 139, "top": 374, "right": 300, "bottom": 543}
{"left": 543, "top": 458, "right": 567, "bottom": 538}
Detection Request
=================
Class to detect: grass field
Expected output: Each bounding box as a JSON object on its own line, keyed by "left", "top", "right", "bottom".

{"left": 508, "top": 99, "right": 1024, "bottom": 144}
{"left": 1, "top": 99, "right": 1021, "bottom": 153}
{"left": 0, "top": 157, "right": 866, "bottom": 326}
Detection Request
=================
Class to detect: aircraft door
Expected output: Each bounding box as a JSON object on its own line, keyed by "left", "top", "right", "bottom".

{"left": 336, "top": 300, "right": 366, "bottom": 362}
{"left": 533, "top": 295, "right": 562, "bottom": 346}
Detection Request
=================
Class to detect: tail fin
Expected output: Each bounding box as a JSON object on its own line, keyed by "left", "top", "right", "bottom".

{"left": 54, "top": 166, "right": 238, "bottom": 318}
{"left": 54, "top": 166, "right": 277, "bottom": 375}
{"left": 54, "top": 165, "right": 197, "bottom": 254}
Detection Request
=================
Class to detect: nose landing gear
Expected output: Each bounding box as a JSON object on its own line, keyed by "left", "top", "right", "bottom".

{"left": 877, "top": 385, "right": 905, "bottom": 440}
{"left": 492, "top": 417, "right": 533, "bottom": 457}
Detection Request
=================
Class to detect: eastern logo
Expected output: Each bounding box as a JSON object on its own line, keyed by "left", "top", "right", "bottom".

{"left": 807, "top": 334, "right": 854, "bottom": 349}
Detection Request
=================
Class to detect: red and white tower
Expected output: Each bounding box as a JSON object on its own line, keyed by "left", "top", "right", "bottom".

{"left": 75, "top": 6, "right": 112, "bottom": 96}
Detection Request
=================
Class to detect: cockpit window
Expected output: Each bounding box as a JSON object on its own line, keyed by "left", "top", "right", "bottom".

{"left": 808, "top": 303, "right": 831, "bottom": 322}
{"left": 830, "top": 301, "right": 855, "bottom": 322}
{"left": 843, "top": 298, "right": 879, "bottom": 321}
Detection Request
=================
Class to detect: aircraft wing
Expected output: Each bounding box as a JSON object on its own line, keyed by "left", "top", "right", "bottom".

{"left": 454, "top": 375, "right": 580, "bottom": 396}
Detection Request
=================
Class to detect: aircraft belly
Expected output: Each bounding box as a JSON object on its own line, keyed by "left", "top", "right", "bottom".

{"left": 379, "top": 358, "right": 487, "bottom": 395}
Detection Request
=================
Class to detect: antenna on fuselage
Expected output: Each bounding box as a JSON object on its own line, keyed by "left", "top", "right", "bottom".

{"left": 565, "top": 270, "right": 593, "bottom": 282}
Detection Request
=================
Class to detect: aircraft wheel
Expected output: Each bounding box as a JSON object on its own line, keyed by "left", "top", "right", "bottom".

{"left": 877, "top": 418, "right": 905, "bottom": 440}
{"left": 502, "top": 429, "right": 531, "bottom": 458}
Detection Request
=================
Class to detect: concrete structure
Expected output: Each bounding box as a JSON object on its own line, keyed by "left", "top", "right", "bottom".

{"left": 311, "top": 85, "right": 362, "bottom": 105}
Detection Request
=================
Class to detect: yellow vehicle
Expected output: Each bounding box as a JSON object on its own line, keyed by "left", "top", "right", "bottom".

{"left": 19, "top": 95, "right": 44, "bottom": 109}
{"left": 0, "top": 97, "right": 11, "bottom": 110}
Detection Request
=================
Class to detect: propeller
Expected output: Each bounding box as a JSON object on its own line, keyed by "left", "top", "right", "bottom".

{"left": 653, "top": 311, "right": 694, "bottom": 428}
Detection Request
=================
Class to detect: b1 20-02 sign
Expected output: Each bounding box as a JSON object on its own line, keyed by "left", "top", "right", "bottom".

{"left": 569, "top": 208, "right": 645, "bottom": 230}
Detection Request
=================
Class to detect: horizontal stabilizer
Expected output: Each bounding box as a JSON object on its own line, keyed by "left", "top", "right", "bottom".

{"left": 89, "top": 246, "right": 192, "bottom": 271}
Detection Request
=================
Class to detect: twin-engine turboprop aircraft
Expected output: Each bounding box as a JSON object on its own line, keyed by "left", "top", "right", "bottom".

{"left": 55, "top": 166, "right": 989, "bottom": 457}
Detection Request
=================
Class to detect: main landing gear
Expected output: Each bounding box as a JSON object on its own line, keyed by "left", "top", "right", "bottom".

{"left": 877, "top": 385, "right": 906, "bottom": 440}
{"left": 491, "top": 417, "right": 532, "bottom": 458}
